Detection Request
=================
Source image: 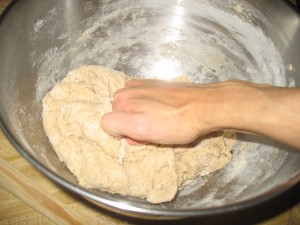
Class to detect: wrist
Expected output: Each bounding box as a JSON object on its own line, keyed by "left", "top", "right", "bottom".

{"left": 192, "top": 80, "right": 300, "bottom": 149}
{"left": 196, "top": 81, "right": 269, "bottom": 134}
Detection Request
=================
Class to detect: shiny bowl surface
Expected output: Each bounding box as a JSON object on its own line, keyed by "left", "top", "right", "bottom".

{"left": 0, "top": 0, "right": 300, "bottom": 219}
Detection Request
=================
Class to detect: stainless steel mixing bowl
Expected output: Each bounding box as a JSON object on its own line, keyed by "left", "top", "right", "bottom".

{"left": 0, "top": 0, "right": 300, "bottom": 219}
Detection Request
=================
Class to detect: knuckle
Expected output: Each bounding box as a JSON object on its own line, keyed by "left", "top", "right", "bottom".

{"left": 126, "top": 79, "right": 142, "bottom": 87}
{"left": 113, "top": 89, "right": 128, "bottom": 104}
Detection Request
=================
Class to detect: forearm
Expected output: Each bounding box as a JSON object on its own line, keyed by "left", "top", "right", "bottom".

{"left": 209, "top": 81, "right": 300, "bottom": 149}
{"left": 101, "top": 79, "right": 300, "bottom": 149}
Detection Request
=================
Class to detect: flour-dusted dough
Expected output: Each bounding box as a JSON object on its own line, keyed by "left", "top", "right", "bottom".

{"left": 42, "top": 66, "right": 236, "bottom": 204}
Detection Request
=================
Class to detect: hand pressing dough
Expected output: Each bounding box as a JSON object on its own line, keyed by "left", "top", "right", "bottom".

{"left": 42, "top": 66, "right": 236, "bottom": 204}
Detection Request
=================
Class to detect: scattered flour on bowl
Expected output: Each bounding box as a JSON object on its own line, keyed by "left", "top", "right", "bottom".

{"left": 31, "top": 0, "right": 292, "bottom": 207}
{"left": 234, "top": 4, "right": 244, "bottom": 13}
{"left": 34, "top": 0, "right": 288, "bottom": 103}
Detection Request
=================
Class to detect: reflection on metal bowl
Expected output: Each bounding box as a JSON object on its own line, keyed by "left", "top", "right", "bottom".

{"left": 0, "top": 0, "right": 299, "bottom": 219}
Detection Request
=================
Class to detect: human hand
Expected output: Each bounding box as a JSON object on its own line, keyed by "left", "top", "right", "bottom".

{"left": 101, "top": 79, "right": 216, "bottom": 145}
{"left": 101, "top": 78, "right": 300, "bottom": 149}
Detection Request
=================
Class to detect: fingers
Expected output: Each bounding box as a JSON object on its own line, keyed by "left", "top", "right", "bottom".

{"left": 125, "top": 79, "right": 144, "bottom": 88}
{"left": 101, "top": 111, "right": 148, "bottom": 141}
{"left": 125, "top": 78, "right": 165, "bottom": 88}
{"left": 112, "top": 95, "right": 147, "bottom": 112}
{"left": 125, "top": 138, "right": 144, "bottom": 146}
{"left": 101, "top": 112, "right": 129, "bottom": 138}
{"left": 103, "top": 79, "right": 187, "bottom": 145}
{"left": 112, "top": 80, "right": 144, "bottom": 110}
{"left": 101, "top": 112, "right": 148, "bottom": 146}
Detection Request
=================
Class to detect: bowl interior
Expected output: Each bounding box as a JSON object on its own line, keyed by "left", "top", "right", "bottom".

{"left": 0, "top": 0, "right": 300, "bottom": 217}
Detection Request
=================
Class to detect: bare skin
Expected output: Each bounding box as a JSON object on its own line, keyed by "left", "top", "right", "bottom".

{"left": 101, "top": 79, "right": 300, "bottom": 149}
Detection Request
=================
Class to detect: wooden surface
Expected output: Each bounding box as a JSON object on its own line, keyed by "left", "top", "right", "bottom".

{"left": 1, "top": 132, "right": 299, "bottom": 225}
{"left": 0, "top": 0, "right": 300, "bottom": 224}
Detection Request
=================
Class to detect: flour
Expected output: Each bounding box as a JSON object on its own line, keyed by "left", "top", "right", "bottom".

{"left": 31, "top": 0, "right": 291, "bottom": 207}
{"left": 33, "top": 20, "right": 45, "bottom": 32}
{"left": 234, "top": 4, "right": 244, "bottom": 14}
{"left": 34, "top": 0, "right": 287, "bottom": 103}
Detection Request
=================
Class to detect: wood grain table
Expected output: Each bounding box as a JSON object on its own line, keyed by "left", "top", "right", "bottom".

{"left": 0, "top": 0, "right": 300, "bottom": 224}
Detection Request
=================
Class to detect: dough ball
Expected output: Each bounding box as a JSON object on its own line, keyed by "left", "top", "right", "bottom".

{"left": 42, "top": 65, "right": 236, "bottom": 204}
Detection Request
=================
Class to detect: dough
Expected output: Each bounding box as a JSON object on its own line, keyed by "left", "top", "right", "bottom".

{"left": 42, "top": 66, "right": 236, "bottom": 204}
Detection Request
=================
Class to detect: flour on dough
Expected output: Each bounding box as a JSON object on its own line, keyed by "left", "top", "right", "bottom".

{"left": 42, "top": 66, "right": 236, "bottom": 204}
